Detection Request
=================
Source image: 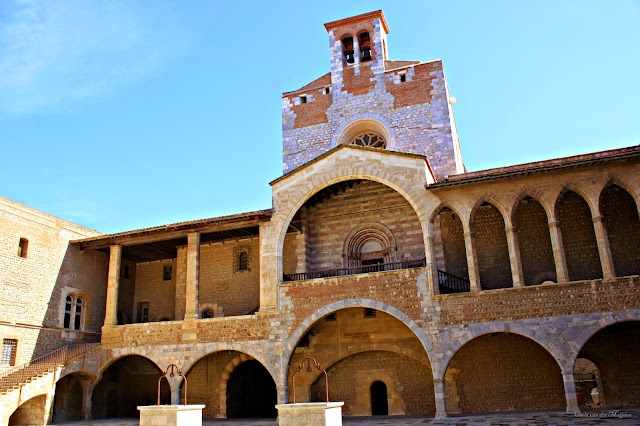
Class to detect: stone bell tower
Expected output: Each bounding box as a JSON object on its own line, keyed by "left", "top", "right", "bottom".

{"left": 282, "top": 10, "right": 465, "bottom": 179}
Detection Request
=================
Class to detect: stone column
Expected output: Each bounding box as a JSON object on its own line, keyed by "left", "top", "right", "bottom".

{"left": 433, "top": 378, "right": 447, "bottom": 419}
{"left": 104, "top": 245, "right": 122, "bottom": 326}
{"left": 562, "top": 369, "right": 580, "bottom": 413}
{"left": 260, "top": 221, "right": 277, "bottom": 311}
{"left": 81, "top": 381, "right": 94, "bottom": 420}
{"left": 548, "top": 221, "right": 569, "bottom": 283}
{"left": 425, "top": 224, "right": 440, "bottom": 296}
{"left": 505, "top": 226, "right": 524, "bottom": 288}
{"left": 592, "top": 216, "right": 615, "bottom": 279}
{"left": 168, "top": 376, "right": 183, "bottom": 405}
{"left": 352, "top": 35, "right": 361, "bottom": 69}
{"left": 184, "top": 232, "right": 200, "bottom": 320}
{"left": 463, "top": 231, "right": 481, "bottom": 292}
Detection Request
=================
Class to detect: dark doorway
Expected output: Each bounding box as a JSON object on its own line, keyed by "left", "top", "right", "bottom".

{"left": 106, "top": 390, "right": 117, "bottom": 418}
{"left": 226, "top": 360, "right": 277, "bottom": 418}
{"left": 371, "top": 381, "right": 389, "bottom": 415}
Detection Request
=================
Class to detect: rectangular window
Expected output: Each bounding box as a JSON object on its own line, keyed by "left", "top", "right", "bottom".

{"left": 1, "top": 339, "right": 18, "bottom": 366}
{"left": 18, "top": 238, "right": 28, "bottom": 258}
{"left": 364, "top": 308, "right": 376, "bottom": 318}
{"left": 399, "top": 73, "right": 406, "bottom": 83}
{"left": 325, "top": 313, "right": 337, "bottom": 322}
{"left": 123, "top": 264, "right": 130, "bottom": 279}
{"left": 137, "top": 302, "right": 149, "bottom": 323}
{"left": 300, "top": 95, "right": 307, "bottom": 104}
{"left": 163, "top": 265, "right": 172, "bottom": 281}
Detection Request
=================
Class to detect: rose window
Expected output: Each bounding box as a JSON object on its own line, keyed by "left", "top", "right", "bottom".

{"left": 349, "top": 131, "right": 386, "bottom": 149}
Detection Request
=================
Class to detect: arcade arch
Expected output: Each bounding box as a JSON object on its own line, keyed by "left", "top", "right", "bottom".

{"left": 91, "top": 355, "right": 167, "bottom": 419}
{"left": 444, "top": 333, "right": 565, "bottom": 414}
{"left": 185, "top": 350, "right": 277, "bottom": 419}
{"left": 287, "top": 306, "right": 435, "bottom": 417}
{"left": 576, "top": 321, "right": 640, "bottom": 407}
{"left": 282, "top": 179, "right": 425, "bottom": 279}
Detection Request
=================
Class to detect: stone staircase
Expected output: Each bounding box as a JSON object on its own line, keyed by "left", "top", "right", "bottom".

{"left": 0, "top": 343, "right": 99, "bottom": 394}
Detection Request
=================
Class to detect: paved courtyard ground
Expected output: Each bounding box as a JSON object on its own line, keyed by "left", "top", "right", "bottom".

{"left": 51, "top": 408, "right": 640, "bottom": 426}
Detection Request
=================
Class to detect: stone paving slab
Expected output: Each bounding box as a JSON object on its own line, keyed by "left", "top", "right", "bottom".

{"left": 51, "top": 408, "right": 640, "bottom": 426}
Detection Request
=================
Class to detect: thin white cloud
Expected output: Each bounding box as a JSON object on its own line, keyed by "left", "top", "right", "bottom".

{"left": 0, "top": 0, "right": 176, "bottom": 115}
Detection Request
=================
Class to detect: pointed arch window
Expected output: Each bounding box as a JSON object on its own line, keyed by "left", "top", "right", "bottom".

{"left": 63, "top": 294, "right": 84, "bottom": 330}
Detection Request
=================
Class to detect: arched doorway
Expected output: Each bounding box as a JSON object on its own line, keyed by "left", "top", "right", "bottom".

{"left": 53, "top": 373, "right": 91, "bottom": 421}
{"left": 185, "top": 351, "right": 277, "bottom": 419}
{"left": 226, "top": 360, "right": 277, "bottom": 418}
{"left": 91, "top": 355, "right": 167, "bottom": 419}
{"left": 574, "top": 358, "right": 603, "bottom": 408}
{"left": 370, "top": 381, "right": 389, "bottom": 415}
{"left": 445, "top": 333, "right": 565, "bottom": 414}
{"left": 577, "top": 321, "right": 640, "bottom": 407}
{"left": 288, "top": 307, "right": 434, "bottom": 417}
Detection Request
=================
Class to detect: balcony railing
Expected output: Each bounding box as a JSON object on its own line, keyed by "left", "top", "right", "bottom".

{"left": 283, "top": 258, "right": 426, "bottom": 282}
{"left": 438, "top": 269, "right": 471, "bottom": 294}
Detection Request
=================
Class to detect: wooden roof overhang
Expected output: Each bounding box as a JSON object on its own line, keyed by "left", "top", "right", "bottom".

{"left": 71, "top": 209, "right": 273, "bottom": 262}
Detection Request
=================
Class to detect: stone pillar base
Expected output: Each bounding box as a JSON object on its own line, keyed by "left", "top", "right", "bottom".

{"left": 138, "top": 405, "right": 205, "bottom": 426}
{"left": 276, "top": 402, "right": 344, "bottom": 426}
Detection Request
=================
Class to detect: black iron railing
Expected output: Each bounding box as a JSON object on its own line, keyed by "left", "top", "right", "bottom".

{"left": 0, "top": 343, "right": 99, "bottom": 393}
{"left": 283, "top": 258, "right": 426, "bottom": 282}
{"left": 437, "top": 269, "right": 471, "bottom": 294}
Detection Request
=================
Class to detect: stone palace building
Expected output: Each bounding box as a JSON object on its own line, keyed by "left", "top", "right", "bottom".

{"left": 1, "top": 10, "right": 639, "bottom": 425}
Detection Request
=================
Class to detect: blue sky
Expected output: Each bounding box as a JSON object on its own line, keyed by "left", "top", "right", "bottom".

{"left": 1, "top": 1, "right": 638, "bottom": 234}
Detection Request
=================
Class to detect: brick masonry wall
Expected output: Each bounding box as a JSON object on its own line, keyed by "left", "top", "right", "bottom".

{"left": 557, "top": 191, "right": 603, "bottom": 281}
{"left": 600, "top": 185, "right": 640, "bottom": 277}
{"left": 293, "top": 180, "right": 424, "bottom": 271}
{"left": 434, "top": 210, "right": 468, "bottom": 279}
{"left": 439, "top": 277, "right": 640, "bottom": 325}
{"left": 282, "top": 59, "right": 459, "bottom": 180}
{"left": 515, "top": 199, "right": 556, "bottom": 285}
{"left": 281, "top": 268, "right": 428, "bottom": 333}
{"left": 445, "top": 333, "right": 565, "bottom": 413}
{"left": 473, "top": 204, "right": 511, "bottom": 289}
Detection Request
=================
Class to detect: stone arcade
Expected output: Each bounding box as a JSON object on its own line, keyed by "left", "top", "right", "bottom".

{"left": 1, "top": 10, "right": 639, "bottom": 426}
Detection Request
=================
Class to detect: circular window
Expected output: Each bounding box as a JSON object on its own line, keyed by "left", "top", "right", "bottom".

{"left": 349, "top": 131, "right": 386, "bottom": 149}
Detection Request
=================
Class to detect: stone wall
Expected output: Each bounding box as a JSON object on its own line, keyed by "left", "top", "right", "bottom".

{"left": 0, "top": 197, "right": 106, "bottom": 369}
{"left": 439, "top": 277, "right": 640, "bottom": 324}
{"left": 292, "top": 180, "right": 424, "bottom": 271}
{"left": 445, "top": 333, "right": 565, "bottom": 414}
{"left": 311, "top": 351, "right": 435, "bottom": 416}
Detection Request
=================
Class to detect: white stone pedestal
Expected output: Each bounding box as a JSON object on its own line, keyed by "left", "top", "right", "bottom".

{"left": 276, "top": 402, "right": 344, "bottom": 426}
{"left": 138, "top": 404, "right": 205, "bottom": 426}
